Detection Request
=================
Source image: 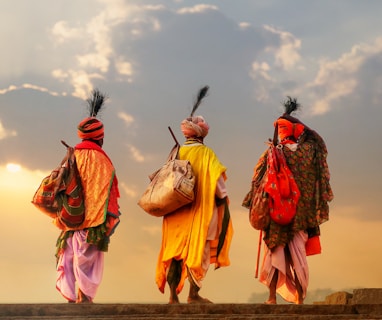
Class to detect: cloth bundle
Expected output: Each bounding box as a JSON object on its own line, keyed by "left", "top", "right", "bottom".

{"left": 265, "top": 144, "right": 300, "bottom": 225}
{"left": 243, "top": 143, "right": 300, "bottom": 229}
{"left": 138, "top": 143, "right": 195, "bottom": 217}
{"left": 242, "top": 149, "right": 271, "bottom": 230}
{"left": 32, "top": 141, "right": 85, "bottom": 228}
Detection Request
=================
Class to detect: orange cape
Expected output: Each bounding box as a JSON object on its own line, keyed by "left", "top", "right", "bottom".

{"left": 53, "top": 141, "right": 119, "bottom": 231}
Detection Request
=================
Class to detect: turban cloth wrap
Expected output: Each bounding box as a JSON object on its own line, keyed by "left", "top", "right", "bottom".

{"left": 180, "top": 116, "right": 209, "bottom": 138}
{"left": 77, "top": 117, "right": 104, "bottom": 141}
{"left": 275, "top": 118, "right": 305, "bottom": 144}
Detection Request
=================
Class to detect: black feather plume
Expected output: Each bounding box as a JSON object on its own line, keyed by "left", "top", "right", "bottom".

{"left": 190, "top": 86, "right": 209, "bottom": 117}
{"left": 87, "top": 89, "right": 107, "bottom": 117}
{"left": 282, "top": 96, "right": 300, "bottom": 115}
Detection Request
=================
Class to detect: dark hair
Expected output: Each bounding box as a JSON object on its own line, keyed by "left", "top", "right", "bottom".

{"left": 282, "top": 96, "right": 300, "bottom": 115}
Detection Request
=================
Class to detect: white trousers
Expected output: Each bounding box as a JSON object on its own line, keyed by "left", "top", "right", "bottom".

{"left": 259, "top": 230, "right": 309, "bottom": 303}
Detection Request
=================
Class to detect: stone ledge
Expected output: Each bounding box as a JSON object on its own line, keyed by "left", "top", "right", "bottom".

{"left": 352, "top": 289, "right": 382, "bottom": 305}
{"left": 0, "top": 303, "right": 382, "bottom": 318}
{"left": 316, "top": 291, "right": 354, "bottom": 305}
{"left": 314, "top": 288, "right": 382, "bottom": 305}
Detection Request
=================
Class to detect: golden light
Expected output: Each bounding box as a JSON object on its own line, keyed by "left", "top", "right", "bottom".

{"left": 6, "top": 163, "right": 21, "bottom": 173}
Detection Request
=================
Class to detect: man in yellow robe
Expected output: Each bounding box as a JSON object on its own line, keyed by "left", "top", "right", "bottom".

{"left": 156, "top": 115, "right": 233, "bottom": 304}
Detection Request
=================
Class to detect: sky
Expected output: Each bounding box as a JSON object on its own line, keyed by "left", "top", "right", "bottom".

{"left": 0, "top": 0, "right": 381, "bottom": 304}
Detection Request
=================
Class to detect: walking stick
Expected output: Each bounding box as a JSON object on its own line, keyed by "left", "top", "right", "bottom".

{"left": 255, "top": 230, "right": 262, "bottom": 278}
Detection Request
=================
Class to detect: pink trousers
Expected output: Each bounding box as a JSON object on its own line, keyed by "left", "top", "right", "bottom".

{"left": 56, "top": 230, "right": 104, "bottom": 302}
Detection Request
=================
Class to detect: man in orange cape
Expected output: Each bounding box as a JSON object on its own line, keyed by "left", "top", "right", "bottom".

{"left": 156, "top": 115, "right": 234, "bottom": 304}
{"left": 55, "top": 116, "right": 121, "bottom": 303}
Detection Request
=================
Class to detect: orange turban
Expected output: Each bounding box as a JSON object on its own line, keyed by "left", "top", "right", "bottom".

{"left": 180, "top": 116, "right": 209, "bottom": 138}
{"left": 77, "top": 117, "right": 104, "bottom": 140}
{"left": 275, "top": 118, "right": 304, "bottom": 144}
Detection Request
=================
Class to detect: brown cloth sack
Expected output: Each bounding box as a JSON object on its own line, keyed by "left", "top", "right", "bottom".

{"left": 242, "top": 148, "right": 271, "bottom": 230}
{"left": 249, "top": 170, "right": 271, "bottom": 230}
{"left": 138, "top": 144, "right": 195, "bottom": 217}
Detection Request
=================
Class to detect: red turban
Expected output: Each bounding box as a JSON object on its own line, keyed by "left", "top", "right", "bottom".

{"left": 77, "top": 117, "right": 104, "bottom": 140}
{"left": 275, "top": 118, "right": 304, "bottom": 144}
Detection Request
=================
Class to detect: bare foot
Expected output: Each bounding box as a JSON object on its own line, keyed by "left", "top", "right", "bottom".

{"left": 187, "top": 295, "right": 213, "bottom": 304}
{"left": 264, "top": 299, "right": 276, "bottom": 304}
{"left": 76, "top": 290, "right": 93, "bottom": 304}
{"left": 168, "top": 297, "right": 180, "bottom": 304}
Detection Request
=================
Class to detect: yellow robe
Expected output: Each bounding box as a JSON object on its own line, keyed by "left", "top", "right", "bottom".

{"left": 155, "top": 143, "right": 234, "bottom": 294}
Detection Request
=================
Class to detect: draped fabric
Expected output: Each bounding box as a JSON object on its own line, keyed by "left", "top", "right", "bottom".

{"left": 155, "top": 143, "right": 233, "bottom": 294}
{"left": 257, "top": 128, "right": 333, "bottom": 304}
{"left": 55, "top": 140, "right": 121, "bottom": 302}
{"left": 75, "top": 140, "right": 120, "bottom": 225}
{"left": 56, "top": 230, "right": 104, "bottom": 302}
{"left": 264, "top": 130, "right": 333, "bottom": 250}
{"left": 55, "top": 140, "right": 120, "bottom": 254}
{"left": 259, "top": 230, "right": 309, "bottom": 304}
{"left": 265, "top": 145, "right": 300, "bottom": 226}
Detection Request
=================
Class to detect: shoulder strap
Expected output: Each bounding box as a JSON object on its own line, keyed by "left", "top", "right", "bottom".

{"left": 59, "top": 140, "right": 75, "bottom": 168}
{"left": 167, "top": 126, "right": 181, "bottom": 160}
{"left": 168, "top": 126, "right": 179, "bottom": 145}
{"left": 167, "top": 144, "right": 180, "bottom": 161}
{"left": 273, "top": 123, "right": 279, "bottom": 146}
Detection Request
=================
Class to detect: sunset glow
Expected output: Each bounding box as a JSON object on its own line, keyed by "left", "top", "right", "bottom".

{"left": 0, "top": 0, "right": 381, "bottom": 305}
{"left": 6, "top": 163, "right": 21, "bottom": 173}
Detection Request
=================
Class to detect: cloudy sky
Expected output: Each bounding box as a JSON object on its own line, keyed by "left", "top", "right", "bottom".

{"left": 1, "top": 0, "right": 381, "bottom": 304}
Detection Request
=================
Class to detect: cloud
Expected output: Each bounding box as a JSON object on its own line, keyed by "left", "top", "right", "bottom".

{"left": 49, "top": 0, "right": 137, "bottom": 98}
{"left": 52, "top": 69, "right": 103, "bottom": 99}
{"left": 77, "top": 53, "right": 110, "bottom": 73}
{"left": 51, "top": 21, "right": 82, "bottom": 44}
{"left": 115, "top": 57, "right": 134, "bottom": 81}
{"left": 308, "top": 37, "right": 382, "bottom": 115}
{"left": 0, "top": 164, "right": 47, "bottom": 190}
{"left": 177, "top": 4, "right": 218, "bottom": 14}
{"left": 247, "top": 30, "right": 382, "bottom": 117}
{"left": 249, "top": 62, "right": 273, "bottom": 102}
{"left": 5, "top": 163, "right": 21, "bottom": 173}
{"left": 238, "top": 22, "right": 251, "bottom": 30}
{"left": 118, "top": 112, "right": 135, "bottom": 127}
{"left": 0, "top": 120, "right": 17, "bottom": 140}
{"left": 128, "top": 144, "right": 145, "bottom": 163}
{"left": 0, "top": 85, "right": 17, "bottom": 95}
{"left": 0, "top": 84, "right": 60, "bottom": 97}
{"left": 142, "top": 4, "right": 166, "bottom": 11}
{"left": 263, "top": 24, "right": 302, "bottom": 70}
{"left": 247, "top": 25, "right": 303, "bottom": 103}
{"left": 251, "top": 62, "right": 272, "bottom": 81}
{"left": 120, "top": 182, "right": 138, "bottom": 198}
